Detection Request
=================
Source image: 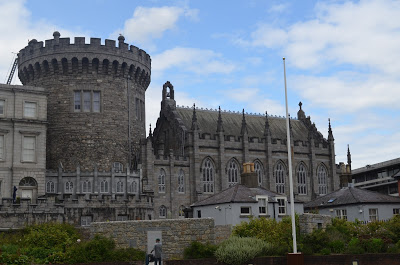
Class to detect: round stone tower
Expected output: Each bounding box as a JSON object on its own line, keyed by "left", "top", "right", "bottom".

{"left": 17, "top": 32, "right": 151, "bottom": 171}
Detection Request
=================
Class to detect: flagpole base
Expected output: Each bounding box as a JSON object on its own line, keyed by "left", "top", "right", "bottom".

{"left": 287, "top": 252, "right": 304, "bottom": 265}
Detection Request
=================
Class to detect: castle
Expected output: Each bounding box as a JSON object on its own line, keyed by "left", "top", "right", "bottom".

{"left": 0, "top": 32, "right": 348, "bottom": 227}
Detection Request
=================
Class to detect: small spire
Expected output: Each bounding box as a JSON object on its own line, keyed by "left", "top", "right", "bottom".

{"left": 148, "top": 123, "right": 153, "bottom": 138}
{"left": 297, "top": 101, "right": 305, "bottom": 119}
{"left": 241, "top": 109, "right": 248, "bottom": 135}
{"left": 347, "top": 144, "right": 352, "bottom": 166}
{"left": 216, "top": 106, "right": 224, "bottom": 133}
{"left": 191, "top": 103, "right": 199, "bottom": 130}
{"left": 328, "top": 118, "right": 334, "bottom": 141}
{"left": 264, "top": 111, "right": 270, "bottom": 136}
{"left": 299, "top": 101, "right": 302, "bottom": 110}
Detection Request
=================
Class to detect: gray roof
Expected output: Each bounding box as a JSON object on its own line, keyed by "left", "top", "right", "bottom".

{"left": 352, "top": 157, "right": 400, "bottom": 174}
{"left": 304, "top": 187, "right": 400, "bottom": 209}
{"left": 191, "top": 184, "right": 302, "bottom": 207}
{"left": 175, "top": 107, "right": 314, "bottom": 141}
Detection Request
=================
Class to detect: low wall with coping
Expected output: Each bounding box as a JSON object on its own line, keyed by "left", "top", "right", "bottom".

{"left": 90, "top": 218, "right": 215, "bottom": 260}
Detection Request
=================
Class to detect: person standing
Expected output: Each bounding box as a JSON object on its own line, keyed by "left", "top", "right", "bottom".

{"left": 151, "top": 238, "right": 162, "bottom": 265}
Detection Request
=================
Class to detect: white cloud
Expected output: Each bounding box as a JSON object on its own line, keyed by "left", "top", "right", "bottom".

{"left": 268, "top": 3, "right": 290, "bottom": 13}
{"left": 152, "top": 47, "right": 236, "bottom": 75}
{"left": 0, "top": 0, "right": 87, "bottom": 84}
{"left": 112, "top": 6, "right": 198, "bottom": 50}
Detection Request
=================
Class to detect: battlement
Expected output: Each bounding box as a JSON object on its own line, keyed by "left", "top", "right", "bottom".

{"left": 17, "top": 32, "right": 151, "bottom": 88}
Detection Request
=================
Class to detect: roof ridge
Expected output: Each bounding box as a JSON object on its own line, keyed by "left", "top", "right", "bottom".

{"left": 230, "top": 185, "right": 240, "bottom": 202}
{"left": 348, "top": 187, "right": 361, "bottom": 203}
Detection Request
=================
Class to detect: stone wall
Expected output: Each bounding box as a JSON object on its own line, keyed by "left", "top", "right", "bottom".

{"left": 90, "top": 218, "right": 215, "bottom": 260}
{"left": 214, "top": 225, "right": 232, "bottom": 245}
{"left": 299, "top": 213, "right": 332, "bottom": 234}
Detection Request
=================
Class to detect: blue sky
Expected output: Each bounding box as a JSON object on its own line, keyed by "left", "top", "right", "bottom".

{"left": 1, "top": 0, "right": 399, "bottom": 169}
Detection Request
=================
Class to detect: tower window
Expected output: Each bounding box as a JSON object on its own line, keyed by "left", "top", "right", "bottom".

{"left": 74, "top": 90, "right": 101, "bottom": 113}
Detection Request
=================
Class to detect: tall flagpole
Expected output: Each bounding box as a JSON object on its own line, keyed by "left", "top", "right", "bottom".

{"left": 283, "top": 57, "right": 297, "bottom": 253}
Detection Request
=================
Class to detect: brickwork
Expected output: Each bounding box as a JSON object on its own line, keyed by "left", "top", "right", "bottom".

{"left": 17, "top": 33, "right": 151, "bottom": 171}
{"left": 90, "top": 218, "right": 215, "bottom": 260}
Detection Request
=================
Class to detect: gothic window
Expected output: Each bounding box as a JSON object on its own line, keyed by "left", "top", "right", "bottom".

{"left": 82, "top": 180, "right": 91, "bottom": 193}
{"left": 65, "top": 181, "right": 73, "bottom": 193}
{"left": 202, "top": 158, "right": 214, "bottom": 194}
{"left": 297, "top": 163, "right": 307, "bottom": 195}
{"left": 178, "top": 169, "right": 185, "bottom": 193}
{"left": 129, "top": 181, "right": 137, "bottom": 193}
{"left": 46, "top": 181, "right": 55, "bottom": 193}
{"left": 254, "top": 161, "right": 264, "bottom": 186}
{"left": 116, "top": 181, "right": 124, "bottom": 193}
{"left": 100, "top": 180, "right": 109, "bottom": 193}
{"left": 227, "top": 159, "right": 239, "bottom": 187}
{"left": 159, "top": 205, "right": 167, "bottom": 218}
{"left": 158, "top": 169, "right": 166, "bottom": 193}
{"left": 317, "top": 164, "right": 328, "bottom": 195}
{"left": 179, "top": 205, "right": 185, "bottom": 218}
{"left": 275, "top": 161, "right": 286, "bottom": 194}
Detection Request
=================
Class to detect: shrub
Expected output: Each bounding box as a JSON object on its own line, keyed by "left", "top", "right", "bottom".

{"left": 214, "top": 237, "right": 270, "bottom": 265}
{"left": 1, "top": 244, "right": 19, "bottom": 254}
{"left": 328, "top": 240, "right": 345, "bottom": 254}
{"left": 111, "top": 247, "right": 146, "bottom": 261}
{"left": 183, "top": 241, "right": 217, "bottom": 259}
{"left": 320, "top": 248, "right": 331, "bottom": 255}
{"left": 65, "top": 235, "right": 115, "bottom": 263}
{"left": 363, "top": 238, "right": 384, "bottom": 253}
{"left": 347, "top": 238, "right": 364, "bottom": 254}
{"left": 301, "top": 228, "right": 330, "bottom": 254}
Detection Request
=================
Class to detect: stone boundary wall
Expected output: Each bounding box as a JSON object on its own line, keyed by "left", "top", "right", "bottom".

{"left": 214, "top": 225, "right": 232, "bottom": 245}
{"left": 299, "top": 213, "right": 332, "bottom": 234}
{"left": 165, "top": 254, "right": 400, "bottom": 265}
{"left": 90, "top": 218, "right": 215, "bottom": 260}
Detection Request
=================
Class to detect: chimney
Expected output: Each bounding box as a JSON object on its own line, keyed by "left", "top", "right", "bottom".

{"left": 339, "top": 162, "right": 352, "bottom": 188}
{"left": 241, "top": 162, "right": 258, "bottom": 188}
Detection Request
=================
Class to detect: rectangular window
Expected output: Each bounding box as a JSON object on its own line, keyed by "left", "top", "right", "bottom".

{"left": 81, "top": 216, "right": 92, "bottom": 226}
{"left": 22, "top": 136, "right": 35, "bottom": 162}
{"left": 0, "top": 135, "right": 4, "bottom": 160}
{"left": 116, "top": 215, "right": 129, "bottom": 221}
{"left": 197, "top": 210, "right": 201, "bottom": 218}
{"left": 24, "top": 102, "right": 37, "bottom": 118}
{"left": 83, "top": 91, "right": 91, "bottom": 112}
{"left": 393, "top": 208, "right": 400, "bottom": 215}
{"left": 240, "top": 206, "right": 251, "bottom": 216}
{"left": 258, "top": 198, "right": 267, "bottom": 215}
{"left": 74, "top": 91, "right": 81, "bottom": 111}
{"left": 277, "top": 198, "right": 286, "bottom": 215}
{"left": 336, "top": 209, "right": 347, "bottom": 220}
{"left": 369, "top": 208, "right": 378, "bottom": 221}
{"left": 93, "top": 91, "right": 100, "bottom": 112}
{"left": 0, "top": 99, "right": 5, "bottom": 115}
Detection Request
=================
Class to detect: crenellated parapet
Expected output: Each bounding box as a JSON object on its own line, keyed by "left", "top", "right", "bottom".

{"left": 18, "top": 32, "right": 151, "bottom": 89}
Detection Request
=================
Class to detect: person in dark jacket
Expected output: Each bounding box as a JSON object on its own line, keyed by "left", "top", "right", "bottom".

{"left": 151, "top": 238, "right": 162, "bottom": 265}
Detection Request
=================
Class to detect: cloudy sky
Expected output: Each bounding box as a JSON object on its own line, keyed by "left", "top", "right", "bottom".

{"left": 1, "top": 0, "right": 399, "bottom": 169}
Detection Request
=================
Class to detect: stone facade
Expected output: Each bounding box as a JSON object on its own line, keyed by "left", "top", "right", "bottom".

{"left": 0, "top": 84, "right": 47, "bottom": 200}
{"left": 18, "top": 32, "right": 151, "bottom": 172}
{"left": 299, "top": 213, "right": 332, "bottom": 234}
{"left": 90, "top": 218, "right": 215, "bottom": 260}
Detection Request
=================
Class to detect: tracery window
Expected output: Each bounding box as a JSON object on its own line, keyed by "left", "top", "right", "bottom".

{"left": 178, "top": 169, "right": 184, "bottom": 193}
{"left": 129, "top": 181, "right": 137, "bottom": 193}
{"left": 297, "top": 163, "right": 307, "bottom": 195}
{"left": 46, "top": 181, "right": 55, "bottom": 193}
{"left": 317, "top": 165, "right": 328, "bottom": 195}
{"left": 158, "top": 169, "right": 166, "bottom": 193}
{"left": 254, "top": 161, "right": 263, "bottom": 186}
{"left": 202, "top": 158, "right": 214, "bottom": 193}
{"left": 82, "top": 180, "right": 91, "bottom": 193}
{"left": 65, "top": 181, "right": 73, "bottom": 193}
{"left": 100, "top": 180, "right": 109, "bottom": 193}
{"left": 275, "top": 161, "right": 285, "bottom": 194}
{"left": 116, "top": 180, "right": 124, "bottom": 193}
{"left": 159, "top": 205, "right": 167, "bottom": 218}
{"left": 227, "top": 159, "right": 239, "bottom": 187}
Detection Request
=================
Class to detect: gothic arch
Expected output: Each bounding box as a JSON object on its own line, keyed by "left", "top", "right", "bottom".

{"left": 296, "top": 161, "right": 308, "bottom": 195}
{"left": 316, "top": 163, "right": 329, "bottom": 195}
{"left": 226, "top": 158, "right": 240, "bottom": 187}
{"left": 273, "top": 160, "right": 287, "bottom": 194}
{"left": 253, "top": 159, "right": 264, "bottom": 186}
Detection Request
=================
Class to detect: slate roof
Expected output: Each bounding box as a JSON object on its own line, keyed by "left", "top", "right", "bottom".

{"left": 191, "top": 184, "right": 303, "bottom": 207}
{"left": 175, "top": 107, "right": 315, "bottom": 141}
{"left": 304, "top": 187, "right": 400, "bottom": 209}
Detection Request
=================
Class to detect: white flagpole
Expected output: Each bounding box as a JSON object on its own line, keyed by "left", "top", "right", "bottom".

{"left": 283, "top": 57, "right": 297, "bottom": 253}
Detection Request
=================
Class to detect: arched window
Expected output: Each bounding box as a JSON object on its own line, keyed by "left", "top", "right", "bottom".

{"left": 100, "top": 180, "right": 109, "bottom": 193}
{"left": 46, "top": 181, "right": 55, "bottom": 193}
{"left": 317, "top": 165, "right": 328, "bottom": 195}
{"left": 82, "top": 180, "right": 91, "bottom": 193}
{"left": 179, "top": 205, "right": 185, "bottom": 218}
{"left": 202, "top": 158, "right": 214, "bottom": 193}
{"left": 178, "top": 169, "right": 185, "bottom": 193}
{"left": 65, "top": 181, "right": 73, "bottom": 193}
{"left": 275, "top": 161, "right": 285, "bottom": 194}
{"left": 227, "top": 159, "right": 239, "bottom": 187}
{"left": 19, "top": 177, "right": 37, "bottom": 187}
{"left": 297, "top": 163, "right": 307, "bottom": 195}
{"left": 129, "top": 181, "right": 137, "bottom": 193}
{"left": 159, "top": 205, "right": 167, "bottom": 218}
{"left": 254, "top": 161, "right": 264, "bottom": 186}
{"left": 158, "top": 169, "right": 166, "bottom": 193}
{"left": 116, "top": 180, "right": 124, "bottom": 193}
